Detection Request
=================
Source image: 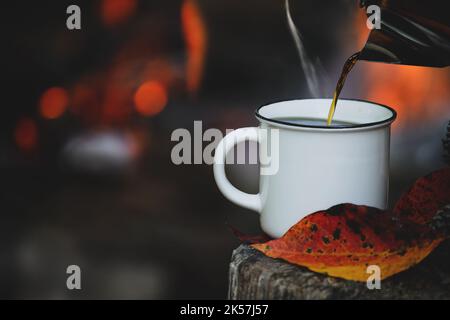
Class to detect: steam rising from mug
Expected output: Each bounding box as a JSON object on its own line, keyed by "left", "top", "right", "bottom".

{"left": 285, "top": 0, "right": 324, "bottom": 98}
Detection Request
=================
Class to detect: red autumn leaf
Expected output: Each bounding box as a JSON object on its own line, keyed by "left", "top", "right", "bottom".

{"left": 393, "top": 167, "right": 450, "bottom": 224}
{"left": 252, "top": 167, "right": 450, "bottom": 281}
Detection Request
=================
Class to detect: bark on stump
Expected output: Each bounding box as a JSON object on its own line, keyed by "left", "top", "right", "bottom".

{"left": 228, "top": 242, "right": 450, "bottom": 299}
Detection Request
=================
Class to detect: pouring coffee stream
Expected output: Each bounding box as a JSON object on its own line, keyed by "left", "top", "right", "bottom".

{"left": 326, "top": 52, "right": 360, "bottom": 125}
{"left": 327, "top": 0, "right": 450, "bottom": 125}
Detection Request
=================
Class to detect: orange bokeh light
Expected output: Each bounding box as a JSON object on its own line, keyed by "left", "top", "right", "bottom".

{"left": 181, "top": 0, "right": 207, "bottom": 94}
{"left": 101, "top": 0, "right": 137, "bottom": 27}
{"left": 134, "top": 81, "right": 168, "bottom": 117}
{"left": 39, "top": 87, "right": 68, "bottom": 119}
{"left": 14, "top": 118, "right": 38, "bottom": 152}
{"left": 363, "top": 64, "right": 450, "bottom": 130}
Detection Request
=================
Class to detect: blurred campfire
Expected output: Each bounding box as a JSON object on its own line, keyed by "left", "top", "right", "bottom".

{"left": 13, "top": 0, "right": 208, "bottom": 172}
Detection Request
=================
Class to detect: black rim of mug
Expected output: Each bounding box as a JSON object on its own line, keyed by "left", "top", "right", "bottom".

{"left": 255, "top": 98, "right": 397, "bottom": 130}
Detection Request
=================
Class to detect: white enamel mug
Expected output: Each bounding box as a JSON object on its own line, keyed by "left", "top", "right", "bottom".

{"left": 213, "top": 99, "right": 396, "bottom": 238}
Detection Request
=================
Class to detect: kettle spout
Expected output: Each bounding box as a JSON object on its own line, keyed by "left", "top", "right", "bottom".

{"left": 359, "top": 0, "right": 450, "bottom": 67}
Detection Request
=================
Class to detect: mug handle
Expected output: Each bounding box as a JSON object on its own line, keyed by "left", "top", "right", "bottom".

{"left": 213, "top": 127, "right": 261, "bottom": 212}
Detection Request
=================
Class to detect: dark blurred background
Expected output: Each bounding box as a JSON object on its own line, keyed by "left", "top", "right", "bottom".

{"left": 0, "top": 0, "right": 448, "bottom": 299}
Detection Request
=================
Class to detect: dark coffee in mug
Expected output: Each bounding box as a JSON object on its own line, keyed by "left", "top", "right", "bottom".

{"left": 275, "top": 117, "right": 356, "bottom": 127}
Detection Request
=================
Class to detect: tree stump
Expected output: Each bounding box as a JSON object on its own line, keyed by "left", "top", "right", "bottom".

{"left": 228, "top": 242, "right": 450, "bottom": 299}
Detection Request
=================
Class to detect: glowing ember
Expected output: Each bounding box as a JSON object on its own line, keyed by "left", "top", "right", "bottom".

{"left": 39, "top": 87, "right": 69, "bottom": 120}
{"left": 101, "top": 0, "right": 137, "bottom": 27}
{"left": 134, "top": 81, "right": 168, "bottom": 117}
{"left": 14, "top": 117, "right": 38, "bottom": 152}
{"left": 181, "top": 0, "right": 207, "bottom": 94}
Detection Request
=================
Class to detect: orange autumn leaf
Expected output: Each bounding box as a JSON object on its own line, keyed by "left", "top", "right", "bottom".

{"left": 393, "top": 167, "right": 450, "bottom": 224}
{"left": 252, "top": 167, "right": 450, "bottom": 282}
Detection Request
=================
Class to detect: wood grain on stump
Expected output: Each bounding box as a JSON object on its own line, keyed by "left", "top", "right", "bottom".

{"left": 228, "top": 242, "right": 450, "bottom": 299}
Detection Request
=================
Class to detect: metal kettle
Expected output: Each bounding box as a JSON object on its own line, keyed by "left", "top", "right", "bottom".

{"left": 359, "top": 0, "right": 450, "bottom": 67}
